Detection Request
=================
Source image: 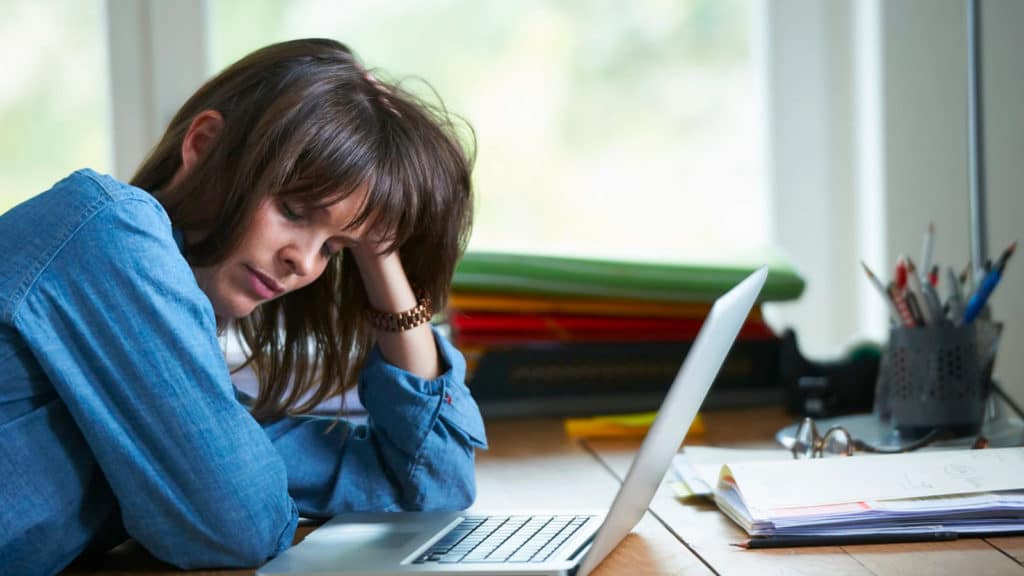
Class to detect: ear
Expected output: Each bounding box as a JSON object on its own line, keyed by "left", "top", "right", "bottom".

{"left": 180, "top": 110, "right": 224, "bottom": 173}
{"left": 168, "top": 110, "right": 224, "bottom": 188}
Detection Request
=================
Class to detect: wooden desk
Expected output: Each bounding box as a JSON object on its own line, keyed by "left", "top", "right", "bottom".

{"left": 65, "top": 408, "right": 1024, "bottom": 575}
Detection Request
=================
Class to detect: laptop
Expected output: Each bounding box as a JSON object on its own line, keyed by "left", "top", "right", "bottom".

{"left": 258, "top": 266, "right": 768, "bottom": 576}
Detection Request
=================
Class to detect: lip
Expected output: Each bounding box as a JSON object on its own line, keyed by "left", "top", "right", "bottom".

{"left": 245, "top": 266, "right": 285, "bottom": 299}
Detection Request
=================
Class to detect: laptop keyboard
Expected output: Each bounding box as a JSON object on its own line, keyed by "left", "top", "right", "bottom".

{"left": 414, "top": 515, "right": 594, "bottom": 564}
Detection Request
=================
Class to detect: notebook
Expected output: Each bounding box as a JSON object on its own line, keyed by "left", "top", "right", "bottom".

{"left": 256, "top": 266, "right": 768, "bottom": 576}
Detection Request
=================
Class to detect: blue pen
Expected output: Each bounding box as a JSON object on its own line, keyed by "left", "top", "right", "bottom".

{"left": 963, "top": 241, "right": 1017, "bottom": 324}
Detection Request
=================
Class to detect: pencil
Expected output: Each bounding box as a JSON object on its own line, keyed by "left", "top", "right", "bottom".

{"left": 888, "top": 284, "right": 917, "bottom": 327}
{"left": 733, "top": 531, "right": 960, "bottom": 549}
{"left": 860, "top": 261, "right": 900, "bottom": 323}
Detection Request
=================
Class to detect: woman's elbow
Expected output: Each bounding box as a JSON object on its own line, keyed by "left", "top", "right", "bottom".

{"left": 206, "top": 492, "right": 299, "bottom": 568}
{"left": 130, "top": 490, "right": 298, "bottom": 569}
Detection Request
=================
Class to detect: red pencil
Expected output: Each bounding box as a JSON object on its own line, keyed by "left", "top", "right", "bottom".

{"left": 888, "top": 285, "right": 917, "bottom": 327}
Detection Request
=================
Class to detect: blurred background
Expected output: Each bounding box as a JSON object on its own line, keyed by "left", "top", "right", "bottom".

{"left": 1, "top": 0, "right": 1021, "bottom": 406}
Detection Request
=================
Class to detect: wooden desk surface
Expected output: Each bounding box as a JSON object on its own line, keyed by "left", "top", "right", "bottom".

{"left": 65, "top": 407, "right": 1024, "bottom": 575}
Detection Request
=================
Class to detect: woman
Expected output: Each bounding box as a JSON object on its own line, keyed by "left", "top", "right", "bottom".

{"left": 0, "top": 38, "right": 485, "bottom": 574}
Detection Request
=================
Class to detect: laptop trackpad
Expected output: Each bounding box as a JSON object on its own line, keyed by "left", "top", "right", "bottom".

{"left": 272, "top": 512, "right": 460, "bottom": 572}
{"left": 304, "top": 523, "right": 419, "bottom": 549}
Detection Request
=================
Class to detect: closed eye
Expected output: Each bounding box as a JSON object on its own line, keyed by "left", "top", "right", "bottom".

{"left": 280, "top": 200, "right": 303, "bottom": 221}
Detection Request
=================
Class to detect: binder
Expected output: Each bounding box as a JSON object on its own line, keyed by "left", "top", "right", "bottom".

{"left": 453, "top": 251, "right": 805, "bottom": 303}
{"left": 466, "top": 339, "right": 783, "bottom": 417}
{"left": 713, "top": 447, "right": 1024, "bottom": 541}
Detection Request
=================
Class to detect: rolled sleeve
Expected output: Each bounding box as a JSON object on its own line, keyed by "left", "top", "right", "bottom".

{"left": 263, "top": 327, "right": 487, "bottom": 517}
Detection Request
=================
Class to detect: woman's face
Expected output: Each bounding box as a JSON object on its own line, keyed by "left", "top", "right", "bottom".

{"left": 192, "top": 184, "right": 371, "bottom": 320}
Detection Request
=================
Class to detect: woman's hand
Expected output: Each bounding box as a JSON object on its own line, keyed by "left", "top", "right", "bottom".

{"left": 350, "top": 242, "right": 442, "bottom": 379}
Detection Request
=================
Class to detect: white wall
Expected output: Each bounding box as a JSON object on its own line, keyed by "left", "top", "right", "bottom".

{"left": 765, "top": 0, "right": 1023, "bottom": 406}
{"left": 983, "top": 1, "right": 1024, "bottom": 406}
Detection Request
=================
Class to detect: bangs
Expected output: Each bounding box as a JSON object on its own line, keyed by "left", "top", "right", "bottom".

{"left": 276, "top": 114, "right": 426, "bottom": 253}
{"left": 267, "top": 80, "right": 429, "bottom": 250}
{"left": 360, "top": 160, "right": 420, "bottom": 253}
{"left": 274, "top": 138, "right": 381, "bottom": 235}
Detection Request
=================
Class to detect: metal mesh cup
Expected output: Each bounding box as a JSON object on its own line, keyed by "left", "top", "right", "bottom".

{"left": 874, "top": 321, "right": 1001, "bottom": 433}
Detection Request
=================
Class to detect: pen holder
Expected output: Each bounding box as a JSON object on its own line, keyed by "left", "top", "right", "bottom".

{"left": 874, "top": 321, "right": 1001, "bottom": 434}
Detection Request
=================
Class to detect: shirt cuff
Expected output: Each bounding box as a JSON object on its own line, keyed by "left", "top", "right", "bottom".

{"left": 358, "top": 326, "right": 487, "bottom": 452}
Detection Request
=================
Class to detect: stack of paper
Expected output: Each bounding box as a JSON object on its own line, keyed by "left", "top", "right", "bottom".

{"left": 712, "top": 447, "right": 1024, "bottom": 537}
{"left": 671, "top": 447, "right": 791, "bottom": 497}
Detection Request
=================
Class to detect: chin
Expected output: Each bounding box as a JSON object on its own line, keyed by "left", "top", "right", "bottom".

{"left": 213, "top": 297, "right": 259, "bottom": 321}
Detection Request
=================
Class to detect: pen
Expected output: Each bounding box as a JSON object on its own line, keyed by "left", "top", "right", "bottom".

{"left": 905, "top": 259, "right": 936, "bottom": 325}
{"left": 904, "top": 290, "right": 926, "bottom": 326}
{"left": 921, "top": 221, "right": 935, "bottom": 283}
{"left": 734, "top": 530, "right": 960, "bottom": 549}
{"left": 861, "top": 261, "right": 900, "bottom": 324}
{"left": 928, "top": 265, "right": 939, "bottom": 287}
{"left": 945, "top": 266, "right": 965, "bottom": 323}
{"left": 963, "top": 241, "right": 1017, "bottom": 324}
{"left": 921, "top": 280, "right": 946, "bottom": 325}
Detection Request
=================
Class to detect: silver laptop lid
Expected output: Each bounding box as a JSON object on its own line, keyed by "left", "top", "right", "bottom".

{"left": 576, "top": 266, "right": 767, "bottom": 576}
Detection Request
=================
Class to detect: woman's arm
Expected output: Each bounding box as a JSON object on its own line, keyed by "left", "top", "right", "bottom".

{"left": 13, "top": 180, "right": 297, "bottom": 568}
{"left": 254, "top": 243, "right": 486, "bottom": 516}
{"left": 350, "top": 244, "right": 440, "bottom": 379}
{"left": 260, "top": 328, "right": 487, "bottom": 516}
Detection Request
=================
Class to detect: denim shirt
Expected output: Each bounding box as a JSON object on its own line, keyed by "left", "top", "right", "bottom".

{"left": 0, "top": 169, "right": 487, "bottom": 575}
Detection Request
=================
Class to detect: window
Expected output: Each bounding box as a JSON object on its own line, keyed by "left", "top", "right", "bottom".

{"left": 208, "top": 0, "right": 765, "bottom": 263}
{"left": 0, "top": 0, "right": 111, "bottom": 213}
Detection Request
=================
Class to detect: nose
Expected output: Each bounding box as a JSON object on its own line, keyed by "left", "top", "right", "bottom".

{"left": 280, "top": 242, "right": 318, "bottom": 277}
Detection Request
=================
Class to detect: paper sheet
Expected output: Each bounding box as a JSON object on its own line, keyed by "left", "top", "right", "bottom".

{"left": 724, "top": 447, "right": 1024, "bottom": 510}
{"left": 673, "top": 447, "right": 791, "bottom": 496}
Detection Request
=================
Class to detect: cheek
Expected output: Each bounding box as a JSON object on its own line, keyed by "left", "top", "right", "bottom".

{"left": 245, "top": 200, "right": 289, "bottom": 243}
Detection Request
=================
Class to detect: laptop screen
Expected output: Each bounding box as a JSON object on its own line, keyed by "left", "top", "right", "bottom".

{"left": 576, "top": 267, "right": 767, "bottom": 576}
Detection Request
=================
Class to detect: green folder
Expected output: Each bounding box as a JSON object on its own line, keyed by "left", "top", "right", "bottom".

{"left": 452, "top": 251, "right": 804, "bottom": 303}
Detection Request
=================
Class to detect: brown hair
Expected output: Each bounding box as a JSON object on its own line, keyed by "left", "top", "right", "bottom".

{"left": 131, "top": 38, "right": 474, "bottom": 422}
